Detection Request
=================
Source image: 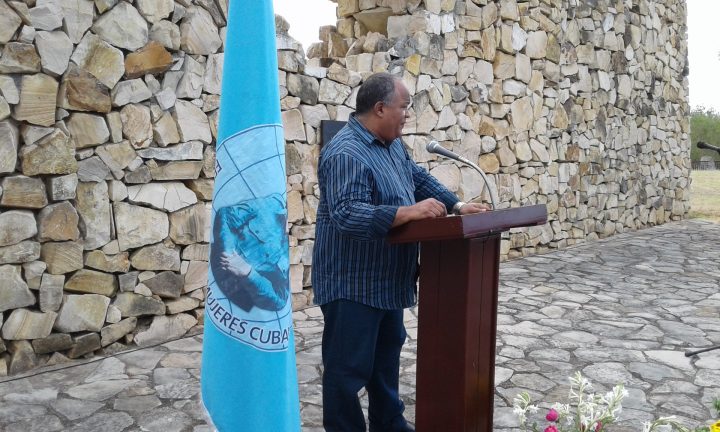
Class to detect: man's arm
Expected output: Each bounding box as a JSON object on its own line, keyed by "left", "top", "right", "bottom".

{"left": 409, "top": 158, "right": 461, "bottom": 210}
{"left": 321, "top": 153, "right": 398, "bottom": 239}
{"left": 322, "top": 152, "right": 454, "bottom": 236}
{"left": 403, "top": 146, "right": 490, "bottom": 216}
{"left": 392, "top": 198, "right": 447, "bottom": 227}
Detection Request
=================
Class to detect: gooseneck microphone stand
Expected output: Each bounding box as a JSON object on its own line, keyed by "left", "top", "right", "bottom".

{"left": 685, "top": 141, "right": 720, "bottom": 357}
{"left": 425, "top": 141, "right": 499, "bottom": 209}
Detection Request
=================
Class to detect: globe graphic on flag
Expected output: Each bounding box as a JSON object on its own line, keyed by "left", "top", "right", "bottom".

{"left": 206, "top": 124, "right": 293, "bottom": 352}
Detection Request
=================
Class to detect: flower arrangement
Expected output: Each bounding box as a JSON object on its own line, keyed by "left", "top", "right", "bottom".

{"left": 512, "top": 372, "right": 719, "bottom": 432}
{"left": 513, "top": 372, "right": 626, "bottom": 432}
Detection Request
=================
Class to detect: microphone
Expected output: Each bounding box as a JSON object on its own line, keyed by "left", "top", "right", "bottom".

{"left": 426, "top": 141, "right": 465, "bottom": 162}
{"left": 426, "top": 140, "right": 498, "bottom": 209}
{"left": 697, "top": 141, "right": 720, "bottom": 154}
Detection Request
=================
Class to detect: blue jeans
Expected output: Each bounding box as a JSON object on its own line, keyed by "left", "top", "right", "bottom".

{"left": 320, "top": 300, "right": 411, "bottom": 432}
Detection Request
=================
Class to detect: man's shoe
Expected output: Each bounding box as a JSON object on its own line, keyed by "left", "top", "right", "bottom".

{"left": 369, "top": 419, "right": 415, "bottom": 432}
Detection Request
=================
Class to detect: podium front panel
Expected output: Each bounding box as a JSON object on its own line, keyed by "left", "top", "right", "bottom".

{"left": 415, "top": 234, "right": 500, "bottom": 432}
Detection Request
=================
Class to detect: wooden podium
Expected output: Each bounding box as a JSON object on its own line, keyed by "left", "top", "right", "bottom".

{"left": 387, "top": 205, "right": 547, "bottom": 432}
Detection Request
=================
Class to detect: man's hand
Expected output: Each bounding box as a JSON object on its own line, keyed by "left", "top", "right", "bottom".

{"left": 220, "top": 251, "right": 252, "bottom": 277}
{"left": 458, "top": 202, "right": 491, "bottom": 215}
{"left": 392, "top": 198, "right": 447, "bottom": 227}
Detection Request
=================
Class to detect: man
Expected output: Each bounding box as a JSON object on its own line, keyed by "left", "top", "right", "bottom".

{"left": 312, "top": 72, "right": 488, "bottom": 432}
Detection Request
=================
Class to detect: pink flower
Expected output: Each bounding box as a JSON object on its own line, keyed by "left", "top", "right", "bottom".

{"left": 545, "top": 408, "right": 559, "bottom": 422}
{"left": 544, "top": 426, "right": 559, "bottom": 432}
{"left": 595, "top": 422, "right": 603, "bottom": 432}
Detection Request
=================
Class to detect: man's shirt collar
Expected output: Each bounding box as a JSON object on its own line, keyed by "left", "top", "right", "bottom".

{"left": 347, "top": 113, "right": 392, "bottom": 148}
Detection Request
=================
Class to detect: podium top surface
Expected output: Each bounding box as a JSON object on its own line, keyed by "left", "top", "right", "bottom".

{"left": 387, "top": 204, "right": 547, "bottom": 244}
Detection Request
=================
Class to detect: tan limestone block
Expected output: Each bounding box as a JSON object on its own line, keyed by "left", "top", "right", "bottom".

{"left": 41, "top": 241, "right": 84, "bottom": 274}
{"left": 65, "top": 269, "right": 117, "bottom": 296}
{"left": 479, "top": 153, "right": 500, "bottom": 174}
{"left": 2, "top": 309, "right": 57, "bottom": 340}
{"left": 38, "top": 202, "right": 80, "bottom": 242}
{"left": 124, "top": 41, "right": 173, "bottom": 79}
{"left": 354, "top": 7, "right": 393, "bottom": 35}
{"left": 0, "top": 175, "right": 48, "bottom": 209}
{"left": 85, "top": 250, "right": 131, "bottom": 273}
{"left": 13, "top": 73, "right": 58, "bottom": 127}
{"left": 0, "top": 42, "right": 41, "bottom": 73}
{"left": 21, "top": 129, "right": 78, "bottom": 176}
{"left": 406, "top": 54, "right": 422, "bottom": 76}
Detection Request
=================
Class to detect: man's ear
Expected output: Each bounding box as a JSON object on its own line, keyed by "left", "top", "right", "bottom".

{"left": 373, "top": 101, "right": 386, "bottom": 118}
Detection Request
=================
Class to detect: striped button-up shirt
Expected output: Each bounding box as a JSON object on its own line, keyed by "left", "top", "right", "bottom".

{"left": 312, "top": 115, "right": 459, "bottom": 309}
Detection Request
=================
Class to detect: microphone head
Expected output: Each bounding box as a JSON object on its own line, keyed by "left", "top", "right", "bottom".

{"left": 426, "top": 140, "right": 440, "bottom": 153}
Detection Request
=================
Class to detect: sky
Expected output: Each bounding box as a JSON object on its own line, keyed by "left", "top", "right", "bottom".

{"left": 273, "top": 0, "right": 720, "bottom": 112}
{"left": 272, "top": 0, "right": 337, "bottom": 51}
{"left": 686, "top": 0, "right": 720, "bottom": 112}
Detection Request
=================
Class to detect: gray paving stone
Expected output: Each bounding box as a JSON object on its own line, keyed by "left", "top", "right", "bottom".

{"left": 114, "top": 394, "right": 162, "bottom": 412}
{"left": 694, "top": 369, "right": 720, "bottom": 387}
{"left": 137, "top": 407, "right": 191, "bottom": 432}
{"left": 574, "top": 348, "right": 646, "bottom": 363}
{"left": 509, "top": 372, "right": 555, "bottom": 392}
{"left": 0, "top": 403, "right": 48, "bottom": 423}
{"left": 695, "top": 353, "right": 720, "bottom": 369}
{"left": 582, "top": 362, "right": 634, "bottom": 385}
{"left": 84, "top": 357, "right": 128, "bottom": 382}
{"left": 622, "top": 387, "right": 653, "bottom": 411}
{"left": 528, "top": 348, "right": 570, "bottom": 362}
{"left": 173, "top": 399, "right": 209, "bottom": 421}
{"left": 629, "top": 361, "right": 688, "bottom": 381}
{"left": 117, "top": 349, "right": 166, "bottom": 370}
{"left": 50, "top": 397, "right": 104, "bottom": 420}
{"left": 3, "top": 387, "right": 57, "bottom": 403}
{"left": 5, "top": 414, "right": 64, "bottom": 432}
{"left": 65, "top": 379, "right": 142, "bottom": 401}
{"left": 154, "top": 367, "right": 191, "bottom": 385}
{"left": 158, "top": 351, "right": 201, "bottom": 368}
{"left": 155, "top": 378, "right": 199, "bottom": 399}
{"left": 72, "top": 412, "right": 134, "bottom": 432}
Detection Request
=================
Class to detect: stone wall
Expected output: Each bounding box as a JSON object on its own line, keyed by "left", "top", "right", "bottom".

{"left": 0, "top": 0, "right": 689, "bottom": 375}
{"left": 0, "top": 0, "right": 225, "bottom": 375}
{"left": 280, "top": 0, "right": 690, "bottom": 304}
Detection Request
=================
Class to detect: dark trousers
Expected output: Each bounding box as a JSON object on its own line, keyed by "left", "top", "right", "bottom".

{"left": 320, "top": 299, "right": 411, "bottom": 432}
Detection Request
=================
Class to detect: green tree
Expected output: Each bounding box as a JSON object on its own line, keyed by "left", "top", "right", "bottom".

{"left": 690, "top": 106, "right": 720, "bottom": 161}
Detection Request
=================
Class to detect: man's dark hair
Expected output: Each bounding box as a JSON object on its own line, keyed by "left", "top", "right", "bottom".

{"left": 355, "top": 73, "right": 398, "bottom": 115}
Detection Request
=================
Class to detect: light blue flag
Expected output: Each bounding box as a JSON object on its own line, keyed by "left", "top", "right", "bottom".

{"left": 201, "top": 1, "right": 301, "bottom": 430}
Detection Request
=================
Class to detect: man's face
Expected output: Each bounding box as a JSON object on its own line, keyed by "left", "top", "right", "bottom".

{"left": 378, "top": 82, "right": 411, "bottom": 142}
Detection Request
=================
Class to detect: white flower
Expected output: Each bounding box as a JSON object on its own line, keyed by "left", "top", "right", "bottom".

{"left": 512, "top": 405, "right": 527, "bottom": 423}
{"left": 552, "top": 402, "right": 570, "bottom": 415}
{"left": 612, "top": 405, "right": 623, "bottom": 417}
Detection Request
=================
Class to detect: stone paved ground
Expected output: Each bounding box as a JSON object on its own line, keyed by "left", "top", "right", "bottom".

{"left": 1, "top": 220, "right": 719, "bottom": 431}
